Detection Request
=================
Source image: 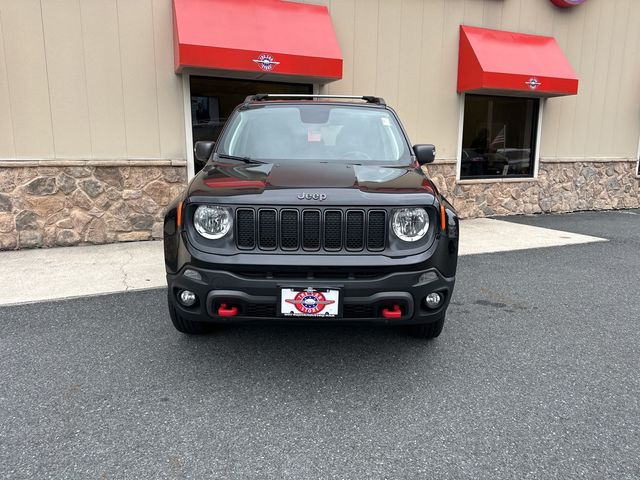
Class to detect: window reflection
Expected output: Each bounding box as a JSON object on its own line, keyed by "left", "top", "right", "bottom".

{"left": 460, "top": 94, "right": 539, "bottom": 179}
{"left": 189, "top": 76, "right": 312, "bottom": 173}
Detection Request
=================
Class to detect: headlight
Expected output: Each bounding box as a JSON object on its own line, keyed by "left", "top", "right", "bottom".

{"left": 193, "top": 205, "right": 232, "bottom": 239}
{"left": 392, "top": 208, "right": 429, "bottom": 242}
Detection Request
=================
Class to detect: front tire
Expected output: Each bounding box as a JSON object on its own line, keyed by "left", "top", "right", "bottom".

{"left": 406, "top": 316, "right": 445, "bottom": 339}
{"left": 168, "top": 294, "right": 217, "bottom": 335}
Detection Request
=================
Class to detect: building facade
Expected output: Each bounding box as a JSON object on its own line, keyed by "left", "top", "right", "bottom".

{"left": 0, "top": 0, "right": 638, "bottom": 250}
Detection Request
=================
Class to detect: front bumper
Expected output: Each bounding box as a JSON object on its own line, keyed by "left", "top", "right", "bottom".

{"left": 167, "top": 266, "right": 455, "bottom": 325}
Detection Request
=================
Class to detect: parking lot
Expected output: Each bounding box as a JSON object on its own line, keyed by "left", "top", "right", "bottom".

{"left": 1, "top": 210, "right": 639, "bottom": 479}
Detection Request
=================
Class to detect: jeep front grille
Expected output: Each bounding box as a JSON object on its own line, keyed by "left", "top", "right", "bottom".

{"left": 323, "top": 210, "right": 342, "bottom": 251}
{"left": 280, "top": 209, "right": 299, "bottom": 250}
{"left": 258, "top": 209, "right": 277, "bottom": 249}
{"left": 345, "top": 211, "right": 365, "bottom": 250}
{"left": 236, "top": 209, "right": 256, "bottom": 248}
{"left": 235, "top": 208, "right": 387, "bottom": 252}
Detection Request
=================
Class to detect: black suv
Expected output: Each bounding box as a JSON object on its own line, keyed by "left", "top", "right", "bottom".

{"left": 164, "top": 95, "right": 459, "bottom": 338}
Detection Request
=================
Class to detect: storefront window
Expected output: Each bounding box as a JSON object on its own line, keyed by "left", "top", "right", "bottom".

{"left": 460, "top": 94, "right": 539, "bottom": 179}
{"left": 190, "top": 76, "right": 312, "bottom": 147}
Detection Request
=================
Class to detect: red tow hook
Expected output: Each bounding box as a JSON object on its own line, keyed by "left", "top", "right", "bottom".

{"left": 382, "top": 305, "right": 403, "bottom": 319}
{"left": 218, "top": 304, "right": 238, "bottom": 317}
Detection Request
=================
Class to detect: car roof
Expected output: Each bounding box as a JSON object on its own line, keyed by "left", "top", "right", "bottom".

{"left": 243, "top": 94, "right": 386, "bottom": 107}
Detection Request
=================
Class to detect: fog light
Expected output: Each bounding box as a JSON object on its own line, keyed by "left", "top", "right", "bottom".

{"left": 178, "top": 290, "right": 197, "bottom": 307}
{"left": 425, "top": 292, "right": 443, "bottom": 309}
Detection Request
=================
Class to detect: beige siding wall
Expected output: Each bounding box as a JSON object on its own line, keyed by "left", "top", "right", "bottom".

{"left": 0, "top": 0, "right": 184, "bottom": 161}
{"left": 323, "top": 0, "right": 640, "bottom": 161}
{"left": 1, "top": 0, "right": 639, "bottom": 163}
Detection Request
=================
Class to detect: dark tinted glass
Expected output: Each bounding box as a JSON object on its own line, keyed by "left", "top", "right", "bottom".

{"left": 461, "top": 95, "right": 539, "bottom": 179}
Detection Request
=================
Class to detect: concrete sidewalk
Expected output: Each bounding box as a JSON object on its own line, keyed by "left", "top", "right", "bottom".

{"left": 0, "top": 217, "right": 605, "bottom": 306}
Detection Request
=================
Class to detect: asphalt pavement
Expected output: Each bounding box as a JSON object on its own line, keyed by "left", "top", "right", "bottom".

{"left": 1, "top": 210, "right": 639, "bottom": 479}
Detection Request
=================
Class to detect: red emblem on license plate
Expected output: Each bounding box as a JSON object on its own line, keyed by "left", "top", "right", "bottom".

{"left": 285, "top": 290, "right": 336, "bottom": 315}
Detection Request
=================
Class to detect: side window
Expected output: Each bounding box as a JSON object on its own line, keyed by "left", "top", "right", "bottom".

{"left": 460, "top": 94, "right": 539, "bottom": 180}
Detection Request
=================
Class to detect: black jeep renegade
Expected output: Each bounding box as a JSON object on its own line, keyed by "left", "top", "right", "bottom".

{"left": 164, "top": 94, "right": 459, "bottom": 338}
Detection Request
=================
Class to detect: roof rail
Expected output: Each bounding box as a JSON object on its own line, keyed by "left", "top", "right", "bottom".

{"left": 243, "top": 94, "right": 386, "bottom": 106}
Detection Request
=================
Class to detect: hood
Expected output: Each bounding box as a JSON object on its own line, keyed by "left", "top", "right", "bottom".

{"left": 188, "top": 163, "right": 436, "bottom": 206}
{"left": 188, "top": 161, "right": 436, "bottom": 201}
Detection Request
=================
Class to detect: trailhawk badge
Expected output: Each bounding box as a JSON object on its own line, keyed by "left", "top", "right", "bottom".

{"left": 253, "top": 54, "right": 280, "bottom": 71}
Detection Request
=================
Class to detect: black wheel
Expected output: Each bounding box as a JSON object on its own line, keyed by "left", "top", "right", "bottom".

{"left": 406, "top": 316, "right": 445, "bottom": 339}
{"left": 167, "top": 294, "right": 217, "bottom": 335}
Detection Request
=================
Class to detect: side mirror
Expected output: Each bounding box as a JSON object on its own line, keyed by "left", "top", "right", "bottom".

{"left": 194, "top": 141, "right": 215, "bottom": 169}
{"left": 413, "top": 144, "right": 436, "bottom": 165}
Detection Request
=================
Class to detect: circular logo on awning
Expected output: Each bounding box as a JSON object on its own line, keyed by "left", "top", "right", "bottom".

{"left": 253, "top": 54, "right": 280, "bottom": 71}
{"left": 526, "top": 78, "right": 542, "bottom": 90}
{"left": 550, "top": 0, "right": 586, "bottom": 7}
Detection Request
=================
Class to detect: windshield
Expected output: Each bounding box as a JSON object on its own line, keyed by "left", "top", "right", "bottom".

{"left": 217, "top": 104, "right": 411, "bottom": 164}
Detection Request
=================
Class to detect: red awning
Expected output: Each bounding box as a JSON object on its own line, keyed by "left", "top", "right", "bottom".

{"left": 457, "top": 25, "right": 578, "bottom": 97}
{"left": 173, "top": 0, "right": 343, "bottom": 82}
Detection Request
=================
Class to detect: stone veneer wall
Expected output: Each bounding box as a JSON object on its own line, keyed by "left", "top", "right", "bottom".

{"left": 0, "top": 159, "right": 638, "bottom": 250}
{"left": 0, "top": 162, "right": 186, "bottom": 250}
{"left": 424, "top": 159, "right": 640, "bottom": 218}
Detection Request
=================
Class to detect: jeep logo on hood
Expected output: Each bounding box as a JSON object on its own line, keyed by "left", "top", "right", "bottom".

{"left": 298, "top": 192, "right": 327, "bottom": 201}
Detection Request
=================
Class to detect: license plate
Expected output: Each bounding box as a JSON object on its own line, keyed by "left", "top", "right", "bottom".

{"left": 280, "top": 288, "right": 340, "bottom": 317}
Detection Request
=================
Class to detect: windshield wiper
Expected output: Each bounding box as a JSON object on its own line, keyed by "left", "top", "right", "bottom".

{"left": 215, "top": 153, "right": 263, "bottom": 164}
